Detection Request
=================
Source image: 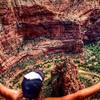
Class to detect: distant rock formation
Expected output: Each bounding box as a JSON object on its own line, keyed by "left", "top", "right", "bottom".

{"left": 51, "top": 59, "right": 85, "bottom": 96}
{"left": 0, "top": 0, "right": 84, "bottom": 55}
{"left": 0, "top": 0, "right": 84, "bottom": 76}
{"left": 13, "top": 2, "right": 83, "bottom": 53}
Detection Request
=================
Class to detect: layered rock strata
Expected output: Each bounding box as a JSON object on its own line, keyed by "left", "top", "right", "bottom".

{"left": 13, "top": 3, "right": 83, "bottom": 53}
{"left": 0, "top": 0, "right": 84, "bottom": 75}
{"left": 0, "top": 0, "right": 16, "bottom": 33}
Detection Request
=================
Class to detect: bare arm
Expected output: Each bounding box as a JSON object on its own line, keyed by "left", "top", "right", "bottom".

{"left": 76, "top": 82, "right": 100, "bottom": 99}
{"left": 0, "top": 83, "right": 22, "bottom": 100}
{"left": 0, "top": 82, "right": 100, "bottom": 100}
{"left": 44, "top": 82, "right": 100, "bottom": 100}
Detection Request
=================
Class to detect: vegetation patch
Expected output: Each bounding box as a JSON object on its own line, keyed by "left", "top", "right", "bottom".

{"left": 79, "top": 43, "right": 100, "bottom": 74}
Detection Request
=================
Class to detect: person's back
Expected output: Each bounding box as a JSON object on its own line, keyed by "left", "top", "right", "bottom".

{"left": 22, "top": 71, "right": 44, "bottom": 100}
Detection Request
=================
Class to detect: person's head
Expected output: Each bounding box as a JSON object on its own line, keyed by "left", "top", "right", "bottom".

{"left": 22, "top": 71, "right": 44, "bottom": 100}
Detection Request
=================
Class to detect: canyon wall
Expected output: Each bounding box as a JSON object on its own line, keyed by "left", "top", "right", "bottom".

{"left": 13, "top": 3, "right": 83, "bottom": 53}
{"left": 83, "top": 9, "right": 100, "bottom": 43}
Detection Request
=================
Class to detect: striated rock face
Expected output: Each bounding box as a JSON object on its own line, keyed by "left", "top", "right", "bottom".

{"left": 14, "top": 5, "right": 55, "bottom": 23}
{"left": 0, "top": 0, "right": 84, "bottom": 85}
{"left": 17, "top": 20, "right": 81, "bottom": 39}
{"left": 17, "top": 21, "right": 83, "bottom": 53}
{"left": 12, "top": 0, "right": 69, "bottom": 14}
{"left": 0, "top": 0, "right": 23, "bottom": 64}
{"left": 83, "top": 9, "right": 100, "bottom": 43}
{"left": 0, "top": 0, "right": 84, "bottom": 55}
{"left": 51, "top": 59, "right": 85, "bottom": 96}
{"left": 0, "top": 0, "right": 86, "bottom": 74}
{"left": 0, "top": 0, "right": 16, "bottom": 34}
{"left": 0, "top": 32, "right": 23, "bottom": 55}
{"left": 12, "top": 2, "right": 83, "bottom": 53}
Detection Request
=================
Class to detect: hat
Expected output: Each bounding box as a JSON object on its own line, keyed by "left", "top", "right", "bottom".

{"left": 24, "top": 72, "right": 43, "bottom": 81}
{"left": 22, "top": 71, "right": 44, "bottom": 99}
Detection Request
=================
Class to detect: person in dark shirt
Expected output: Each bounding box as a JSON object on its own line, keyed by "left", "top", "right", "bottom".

{"left": 0, "top": 71, "right": 100, "bottom": 100}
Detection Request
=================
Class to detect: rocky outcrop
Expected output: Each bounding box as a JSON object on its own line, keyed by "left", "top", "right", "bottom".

{"left": 12, "top": 0, "right": 69, "bottom": 15}
{"left": 13, "top": 3, "right": 83, "bottom": 53}
{"left": 0, "top": 0, "right": 85, "bottom": 75}
{"left": 0, "top": 0, "right": 23, "bottom": 62}
{"left": 83, "top": 9, "right": 100, "bottom": 43}
{"left": 17, "top": 21, "right": 83, "bottom": 53}
{"left": 51, "top": 59, "right": 85, "bottom": 96}
{"left": 17, "top": 20, "right": 81, "bottom": 39}
{"left": 0, "top": 0, "right": 83, "bottom": 55}
{"left": 0, "top": 0, "right": 16, "bottom": 33}
{"left": 0, "top": 32, "right": 23, "bottom": 55}
{"left": 13, "top": 5, "right": 55, "bottom": 23}
{"left": 0, "top": 38, "right": 83, "bottom": 74}
{"left": 0, "top": 49, "right": 45, "bottom": 73}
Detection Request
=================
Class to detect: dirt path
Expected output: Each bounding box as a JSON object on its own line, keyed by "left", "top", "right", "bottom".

{"left": 79, "top": 69, "right": 100, "bottom": 78}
